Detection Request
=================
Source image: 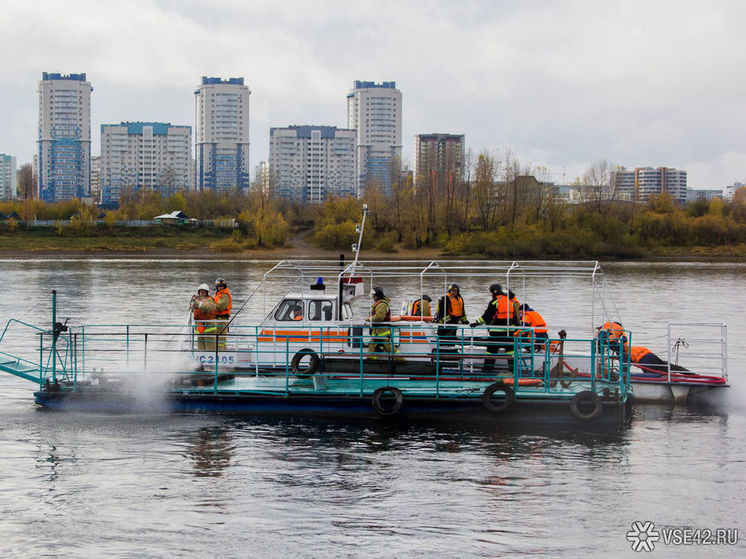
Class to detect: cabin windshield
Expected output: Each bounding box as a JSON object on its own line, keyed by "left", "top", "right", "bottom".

{"left": 275, "top": 299, "right": 304, "bottom": 321}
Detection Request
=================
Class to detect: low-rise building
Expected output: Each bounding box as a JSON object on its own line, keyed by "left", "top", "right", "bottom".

{"left": 687, "top": 188, "right": 723, "bottom": 203}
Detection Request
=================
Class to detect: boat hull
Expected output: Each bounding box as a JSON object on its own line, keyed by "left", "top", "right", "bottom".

{"left": 34, "top": 388, "right": 630, "bottom": 427}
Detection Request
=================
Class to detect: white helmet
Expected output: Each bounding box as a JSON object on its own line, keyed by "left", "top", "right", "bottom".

{"left": 197, "top": 283, "right": 210, "bottom": 293}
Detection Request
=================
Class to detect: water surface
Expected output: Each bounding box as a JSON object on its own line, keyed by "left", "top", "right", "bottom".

{"left": 0, "top": 258, "right": 743, "bottom": 557}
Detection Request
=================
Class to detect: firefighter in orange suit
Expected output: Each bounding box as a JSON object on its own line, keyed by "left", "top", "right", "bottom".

{"left": 368, "top": 286, "right": 393, "bottom": 354}
{"left": 624, "top": 344, "right": 689, "bottom": 374}
{"left": 213, "top": 277, "right": 232, "bottom": 349}
{"left": 191, "top": 283, "right": 216, "bottom": 351}
{"left": 515, "top": 303, "right": 549, "bottom": 350}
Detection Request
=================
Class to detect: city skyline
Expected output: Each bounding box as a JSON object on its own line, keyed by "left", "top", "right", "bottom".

{"left": 1, "top": 1, "right": 745, "bottom": 190}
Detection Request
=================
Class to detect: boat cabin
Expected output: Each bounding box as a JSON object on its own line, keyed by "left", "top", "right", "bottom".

{"left": 263, "top": 292, "right": 352, "bottom": 326}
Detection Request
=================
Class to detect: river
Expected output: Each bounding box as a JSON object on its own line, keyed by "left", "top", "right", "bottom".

{"left": 0, "top": 257, "right": 744, "bottom": 557}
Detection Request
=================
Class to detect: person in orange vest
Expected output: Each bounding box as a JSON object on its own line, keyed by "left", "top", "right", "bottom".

{"left": 191, "top": 283, "right": 217, "bottom": 351}
{"left": 434, "top": 284, "right": 468, "bottom": 324}
{"left": 598, "top": 320, "right": 625, "bottom": 342}
{"left": 411, "top": 294, "right": 432, "bottom": 318}
{"left": 470, "top": 283, "right": 520, "bottom": 372}
{"left": 515, "top": 303, "right": 549, "bottom": 350}
{"left": 213, "top": 277, "right": 232, "bottom": 349}
{"left": 623, "top": 343, "right": 689, "bottom": 374}
{"left": 291, "top": 304, "right": 303, "bottom": 321}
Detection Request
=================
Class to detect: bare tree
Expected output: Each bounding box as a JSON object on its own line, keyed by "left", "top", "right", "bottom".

{"left": 581, "top": 159, "right": 617, "bottom": 213}
{"left": 472, "top": 152, "right": 498, "bottom": 230}
{"left": 16, "top": 163, "right": 36, "bottom": 199}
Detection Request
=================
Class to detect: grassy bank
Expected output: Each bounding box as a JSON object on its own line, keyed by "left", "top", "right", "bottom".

{"left": 0, "top": 225, "right": 234, "bottom": 252}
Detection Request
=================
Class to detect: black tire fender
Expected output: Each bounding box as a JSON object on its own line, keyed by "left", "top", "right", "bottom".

{"left": 569, "top": 390, "right": 603, "bottom": 422}
{"left": 482, "top": 382, "right": 514, "bottom": 414}
{"left": 372, "top": 387, "right": 404, "bottom": 416}
{"left": 290, "top": 349, "right": 320, "bottom": 376}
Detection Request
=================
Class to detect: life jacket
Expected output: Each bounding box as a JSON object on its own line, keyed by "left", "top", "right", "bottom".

{"left": 601, "top": 321, "right": 624, "bottom": 342}
{"left": 412, "top": 299, "right": 431, "bottom": 317}
{"left": 493, "top": 294, "right": 516, "bottom": 320}
{"left": 293, "top": 314, "right": 303, "bottom": 321}
{"left": 628, "top": 345, "right": 653, "bottom": 363}
{"left": 371, "top": 298, "right": 392, "bottom": 322}
{"left": 447, "top": 293, "right": 464, "bottom": 318}
{"left": 214, "top": 288, "right": 232, "bottom": 318}
{"left": 518, "top": 310, "right": 547, "bottom": 336}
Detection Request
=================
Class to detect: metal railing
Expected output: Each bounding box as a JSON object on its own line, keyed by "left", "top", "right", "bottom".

{"left": 4, "top": 322, "right": 631, "bottom": 402}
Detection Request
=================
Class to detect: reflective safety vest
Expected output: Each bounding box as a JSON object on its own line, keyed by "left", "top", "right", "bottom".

{"left": 214, "top": 288, "right": 232, "bottom": 318}
{"left": 371, "top": 298, "right": 392, "bottom": 322}
{"left": 628, "top": 345, "right": 653, "bottom": 363}
{"left": 493, "top": 295, "right": 516, "bottom": 320}
{"left": 517, "top": 310, "right": 547, "bottom": 336}
{"left": 447, "top": 294, "right": 464, "bottom": 319}
{"left": 412, "top": 299, "right": 431, "bottom": 317}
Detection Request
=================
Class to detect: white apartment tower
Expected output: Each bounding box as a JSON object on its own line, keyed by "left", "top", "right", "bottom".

{"left": 0, "top": 154, "right": 17, "bottom": 199}
{"left": 194, "top": 77, "right": 251, "bottom": 192}
{"left": 269, "top": 126, "right": 357, "bottom": 203}
{"left": 612, "top": 166, "right": 688, "bottom": 203}
{"left": 37, "top": 72, "right": 92, "bottom": 202}
{"left": 100, "top": 122, "right": 192, "bottom": 205}
{"left": 346, "top": 80, "right": 402, "bottom": 197}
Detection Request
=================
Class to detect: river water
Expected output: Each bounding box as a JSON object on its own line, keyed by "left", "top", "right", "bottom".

{"left": 0, "top": 257, "right": 744, "bottom": 557}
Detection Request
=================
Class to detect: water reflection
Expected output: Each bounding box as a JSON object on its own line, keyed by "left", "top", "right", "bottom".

{"left": 189, "top": 426, "right": 234, "bottom": 478}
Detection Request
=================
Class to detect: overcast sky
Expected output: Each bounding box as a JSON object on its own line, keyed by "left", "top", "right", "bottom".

{"left": 1, "top": 0, "right": 745, "bottom": 189}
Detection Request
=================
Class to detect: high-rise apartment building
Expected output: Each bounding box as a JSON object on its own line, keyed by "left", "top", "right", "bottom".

{"left": 90, "top": 156, "right": 101, "bottom": 202}
{"left": 269, "top": 125, "right": 357, "bottom": 203}
{"left": 194, "top": 77, "right": 251, "bottom": 192}
{"left": 612, "top": 166, "right": 687, "bottom": 203}
{"left": 414, "top": 134, "right": 465, "bottom": 192}
{"left": 346, "top": 80, "right": 402, "bottom": 197}
{"left": 0, "top": 154, "right": 17, "bottom": 199}
{"left": 37, "top": 72, "right": 92, "bottom": 202}
{"left": 100, "top": 122, "right": 192, "bottom": 205}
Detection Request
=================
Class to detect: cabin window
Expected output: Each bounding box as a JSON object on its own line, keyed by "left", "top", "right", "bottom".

{"left": 309, "top": 300, "right": 333, "bottom": 321}
{"left": 275, "top": 299, "right": 304, "bottom": 321}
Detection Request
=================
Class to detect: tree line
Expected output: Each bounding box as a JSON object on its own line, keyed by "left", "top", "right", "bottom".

{"left": 3, "top": 153, "right": 746, "bottom": 257}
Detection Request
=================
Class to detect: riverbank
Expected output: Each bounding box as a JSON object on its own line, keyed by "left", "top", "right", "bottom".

{"left": 2, "top": 241, "right": 746, "bottom": 261}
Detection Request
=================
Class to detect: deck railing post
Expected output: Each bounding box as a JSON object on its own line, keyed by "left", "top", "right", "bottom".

{"left": 143, "top": 333, "right": 148, "bottom": 371}
{"left": 359, "top": 329, "right": 364, "bottom": 397}
{"left": 38, "top": 333, "right": 44, "bottom": 389}
{"left": 51, "top": 290, "right": 57, "bottom": 384}
{"left": 285, "top": 336, "right": 290, "bottom": 394}
{"left": 126, "top": 325, "right": 130, "bottom": 368}
{"left": 590, "top": 335, "right": 597, "bottom": 393}
{"left": 722, "top": 323, "right": 728, "bottom": 380}
{"left": 81, "top": 326, "right": 85, "bottom": 378}
{"left": 73, "top": 332, "right": 78, "bottom": 391}
{"left": 213, "top": 334, "right": 219, "bottom": 394}
{"left": 666, "top": 324, "right": 672, "bottom": 383}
